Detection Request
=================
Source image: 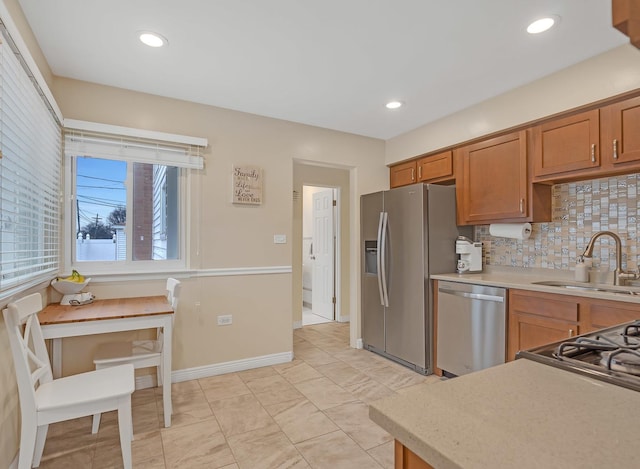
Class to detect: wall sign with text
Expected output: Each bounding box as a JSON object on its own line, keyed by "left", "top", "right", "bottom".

{"left": 232, "top": 165, "right": 263, "bottom": 205}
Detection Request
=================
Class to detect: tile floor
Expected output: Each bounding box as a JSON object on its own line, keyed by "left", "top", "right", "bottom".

{"left": 38, "top": 322, "right": 440, "bottom": 468}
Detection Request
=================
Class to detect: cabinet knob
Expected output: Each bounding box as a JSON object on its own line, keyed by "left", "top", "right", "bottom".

{"left": 613, "top": 139, "right": 618, "bottom": 160}
{"left": 591, "top": 144, "right": 596, "bottom": 163}
{"left": 568, "top": 329, "right": 574, "bottom": 337}
{"left": 519, "top": 198, "right": 524, "bottom": 214}
{"left": 411, "top": 168, "right": 415, "bottom": 181}
{"left": 418, "top": 165, "right": 422, "bottom": 180}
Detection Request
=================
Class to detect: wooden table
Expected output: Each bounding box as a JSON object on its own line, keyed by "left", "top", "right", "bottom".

{"left": 39, "top": 296, "right": 174, "bottom": 427}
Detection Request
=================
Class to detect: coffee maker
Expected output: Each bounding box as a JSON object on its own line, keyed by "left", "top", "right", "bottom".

{"left": 456, "top": 236, "right": 483, "bottom": 273}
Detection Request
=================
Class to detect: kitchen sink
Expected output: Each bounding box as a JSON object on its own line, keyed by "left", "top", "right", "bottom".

{"left": 531, "top": 280, "right": 640, "bottom": 296}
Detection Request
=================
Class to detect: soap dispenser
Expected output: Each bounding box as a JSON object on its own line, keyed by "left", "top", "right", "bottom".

{"left": 575, "top": 255, "right": 589, "bottom": 283}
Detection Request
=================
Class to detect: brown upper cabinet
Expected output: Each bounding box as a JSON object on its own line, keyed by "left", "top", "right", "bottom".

{"left": 613, "top": 0, "right": 640, "bottom": 49}
{"left": 533, "top": 95, "right": 640, "bottom": 182}
{"left": 389, "top": 92, "right": 640, "bottom": 220}
{"left": 601, "top": 95, "right": 640, "bottom": 167}
{"left": 456, "top": 131, "right": 530, "bottom": 224}
{"left": 389, "top": 160, "right": 417, "bottom": 188}
{"left": 532, "top": 109, "right": 600, "bottom": 179}
{"left": 390, "top": 151, "right": 455, "bottom": 188}
{"left": 416, "top": 151, "right": 454, "bottom": 183}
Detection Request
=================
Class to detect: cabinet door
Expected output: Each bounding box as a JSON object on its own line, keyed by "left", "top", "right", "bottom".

{"left": 584, "top": 299, "right": 640, "bottom": 332}
{"left": 533, "top": 109, "right": 600, "bottom": 178}
{"left": 602, "top": 95, "right": 640, "bottom": 166}
{"left": 417, "top": 151, "right": 454, "bottom": 183}
{"left": 508, "top": 290, "right": 579, "bottom": 360}
{"left": 390, "top": 161, "right": 417, "bottom": 188}
{"left": 395, "top": 441, "right": 434, "bottom": 469}
{"left": 508, "top": 313, "right": 579, "bottom": 360}
{"left": 458, "top": 131, "right": 528, "bottom": 224}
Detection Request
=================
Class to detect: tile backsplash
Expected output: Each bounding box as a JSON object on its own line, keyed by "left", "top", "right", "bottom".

{"left": 475, "top": 173, "right": 640, "bottom": 273}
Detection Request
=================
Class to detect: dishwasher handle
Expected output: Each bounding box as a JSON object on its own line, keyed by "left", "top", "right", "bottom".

{"left": 438, "top": 287, "right": 504, "bottom": 303}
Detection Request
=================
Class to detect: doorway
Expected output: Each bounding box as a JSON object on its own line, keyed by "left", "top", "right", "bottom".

{"left": 302, "top": 185, "right": 338, "bottom": 326}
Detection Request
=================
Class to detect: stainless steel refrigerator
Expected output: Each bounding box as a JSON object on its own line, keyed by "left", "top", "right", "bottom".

{"left": 361, "top": 184, "right": 466, "bottom": 375}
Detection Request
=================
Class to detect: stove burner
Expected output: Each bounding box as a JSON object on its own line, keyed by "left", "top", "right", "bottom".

{"left": 517, "top": 319, "right": 640, "bottom": 393}
{"left": 600, "top": 350, "right": 640, "bottom": 374}
{"left": 554, "top": 325, "right": 640, "bottom": 374}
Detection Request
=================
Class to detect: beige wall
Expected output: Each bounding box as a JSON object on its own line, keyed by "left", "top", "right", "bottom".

{"left": 0, "top": 2, "right": 388, "bottom": 460}
{"left": 386, "top": 45, "right": 640, "bottom": 165}
{"left": 0, "top": 74, "right": 387, "bottom": 465}
{"left": 50, "top": 75, "right": 387, "bottom": 369}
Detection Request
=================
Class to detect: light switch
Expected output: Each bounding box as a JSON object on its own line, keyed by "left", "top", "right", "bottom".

{"left": 274, "top": 234, "right": 287, "bottom": 244}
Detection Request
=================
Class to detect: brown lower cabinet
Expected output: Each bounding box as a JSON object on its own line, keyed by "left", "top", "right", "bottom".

{"left": 508, "top": 289, "right": 640, "bottom": 360}
{"left": 508, "top": 290, "right": 579, "bottom": 360}
{"left": 395, "top": 440, "right": 434, "bottom": 469}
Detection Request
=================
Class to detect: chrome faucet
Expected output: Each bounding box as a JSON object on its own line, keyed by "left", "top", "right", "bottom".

{"left": 582, "top": 231, "right": 639, "bottom": 286}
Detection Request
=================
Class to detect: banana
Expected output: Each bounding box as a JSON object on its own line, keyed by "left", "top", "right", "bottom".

{"left": 61, "top": 270, "right": 85, "bottom": 283}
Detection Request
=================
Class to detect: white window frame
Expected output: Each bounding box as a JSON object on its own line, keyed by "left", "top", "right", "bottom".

{"left": 64, "top": 157, "right": 189, "bottom": 274}
{"left": 62, "top": 120, "right": 207, "bottom": 276}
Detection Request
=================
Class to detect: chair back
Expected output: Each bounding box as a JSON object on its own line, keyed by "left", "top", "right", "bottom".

{"left": 2, "top": 293, "right": 53, "bottom": 417}
{"left": 166, "top": 278, "right": 181, "bottom": 310}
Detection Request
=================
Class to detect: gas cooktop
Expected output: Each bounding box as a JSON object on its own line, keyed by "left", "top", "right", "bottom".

{"left": 517, "top": 320, "right": 640, "bottom": 392}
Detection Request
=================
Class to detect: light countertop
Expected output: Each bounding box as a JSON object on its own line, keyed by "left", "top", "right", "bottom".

{"left": 369, "top": 359, "right": 640, "bottom": 469}
{"left": 431, "top": 266, "right": 640, "bottom": 304}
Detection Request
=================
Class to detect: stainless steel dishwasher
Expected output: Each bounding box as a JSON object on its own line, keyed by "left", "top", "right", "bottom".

{"left": 436, "top": 280, "right": 507, "bottom": 377}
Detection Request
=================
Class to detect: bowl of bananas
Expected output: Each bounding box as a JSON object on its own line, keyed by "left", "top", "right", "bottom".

{"left": 51, "top": 270, "right": 91, "bottom": 295}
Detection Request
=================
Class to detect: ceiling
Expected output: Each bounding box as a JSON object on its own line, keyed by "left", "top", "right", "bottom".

{"left": 16, "top": 0, "right": 629, "bottom": 140}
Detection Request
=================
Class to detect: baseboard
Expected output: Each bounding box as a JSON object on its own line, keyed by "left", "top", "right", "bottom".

{"left": 9, "top": 454, "right": 18, "bottom": 469}
{"left": 293, "top": 320, "right": 302, "bottom": 329}
{"left": 131, "top": 351, "right": 295, "bottom": 390}
{"left": 338, "top": 315, "right": 350, "bottom": 323}
{"left": 356, "top": 338, "right": 363, "bottom": 349}
{"left": 170, "top": 351, "right": 293, "bottom": 383}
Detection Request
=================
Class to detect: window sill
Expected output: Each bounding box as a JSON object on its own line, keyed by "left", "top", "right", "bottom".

{"left": 84, "top": 268, "right": 195, "bottom": 283}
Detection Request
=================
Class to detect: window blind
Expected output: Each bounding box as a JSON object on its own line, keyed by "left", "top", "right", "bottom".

{"left": 64, "top": 129, "right": 205, "bottom": 170}
{"left": 0, "top": 26, "right": 61, "bottom": 294}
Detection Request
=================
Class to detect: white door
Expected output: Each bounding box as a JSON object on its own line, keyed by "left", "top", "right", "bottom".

{"left": 312, "top": 189, "right": 335, "bottom": 320}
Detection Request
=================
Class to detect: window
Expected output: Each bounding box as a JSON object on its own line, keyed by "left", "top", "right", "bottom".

{"left": 64, "top": 127, "right": 203, "bottom": 272}
{"left": 0, "top": 22, "right": 61, "bottom": 295}
{"left": 72, "top": 156, "right": 180, "bottom": 264}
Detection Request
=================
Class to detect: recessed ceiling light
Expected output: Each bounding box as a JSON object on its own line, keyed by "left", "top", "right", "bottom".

{"left": 527, "top": 16, "right": 559, "bottom": 34}
{"left": 139, "top": 31, "right": 168, "bottom": 48}
{"left": 386, "top": 101, "right": 403, "bottom": 109}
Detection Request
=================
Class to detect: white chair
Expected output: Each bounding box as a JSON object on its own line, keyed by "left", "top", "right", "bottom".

{"left": 3, "top": 293, "right": 134, "bottom": 469}
{"left": 92, "top": 278, "right": 180, "bottom": 432}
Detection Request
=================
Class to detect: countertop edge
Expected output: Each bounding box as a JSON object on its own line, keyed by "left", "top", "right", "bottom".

{"left": 430, "top": 268, "right": 640, "bottom": 304}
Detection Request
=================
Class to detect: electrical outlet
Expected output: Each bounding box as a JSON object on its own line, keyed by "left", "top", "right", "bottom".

{"left": 217, "top": 314, "right": 232, "bottom": 326}
{"left": 195, "top": 302, "right": 201, "bottom": 314}
{"left": 273, "top": 234, "right": 287, "bottom": 244}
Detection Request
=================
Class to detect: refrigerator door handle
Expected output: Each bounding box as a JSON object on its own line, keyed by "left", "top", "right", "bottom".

{"left": 376, "top": 212, "right": 385, "bottom": 306}
{"left": 380, "top": 211, "right": 389, "bottom": 307}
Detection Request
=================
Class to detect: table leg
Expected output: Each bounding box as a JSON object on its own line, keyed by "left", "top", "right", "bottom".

{"left": 162, "top": 319, "right": 172, "bottom": 427}
{"left": 52, "top": 338, "right": 62, "bottom": 378}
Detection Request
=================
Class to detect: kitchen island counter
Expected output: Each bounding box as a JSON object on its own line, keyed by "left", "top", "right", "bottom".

{"left": 369, "top": 358, "right": 640, "bottom": 469}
